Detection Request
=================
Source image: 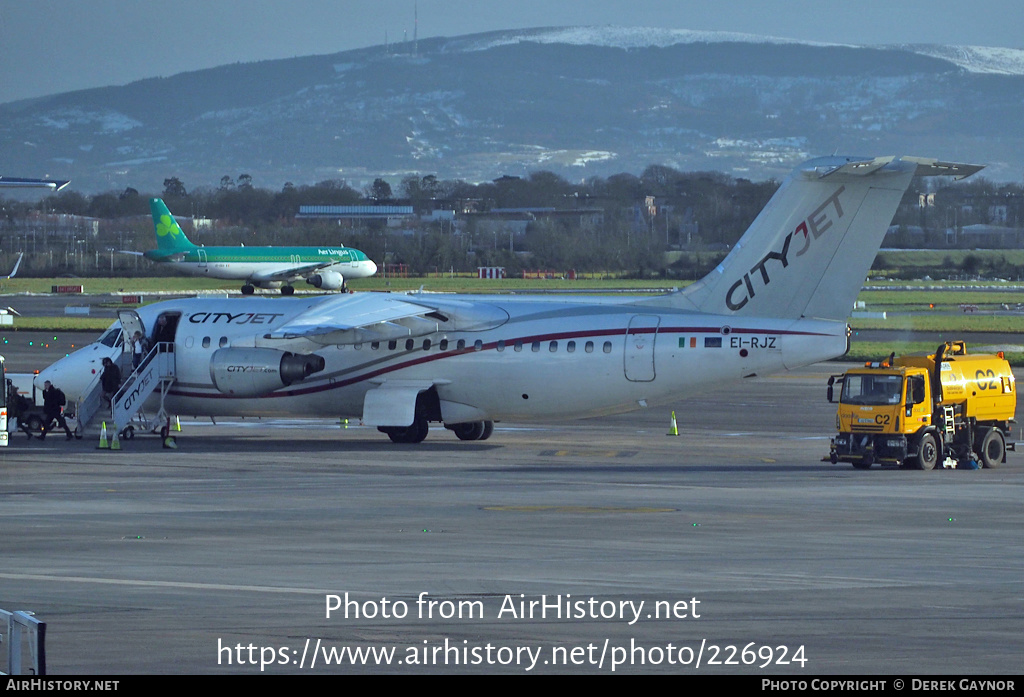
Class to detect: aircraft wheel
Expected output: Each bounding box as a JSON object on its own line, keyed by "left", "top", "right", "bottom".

{"left": 479, "top": 420, "right": 494, "bottom": 441}
{"left": 25, "top": 415, "right": 43, "bottom": 437}
{"left": 412, "top": 417, "right": 429, "bottom": 443}
{"left": 241, "top": 284, "right": 255, "bottom": 295}
{"left": 451, "top": 421, "right": 485, "bottom": 441}
{"left": 281, "top": 286, "right": 295, "bottom": 296}
{"left": 916, "top": 433, "right": 939, "bottom": 470}
{"left": 978, "top": 428, "right": 1005, "bottom": 469}
{"left": 379, "top": 417, "right": 429, "bottom": 444}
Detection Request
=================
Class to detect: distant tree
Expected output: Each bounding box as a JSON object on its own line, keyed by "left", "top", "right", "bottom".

{"left": 47, "top": 190, "right": 89, "bottom": 216}
{"left": 237, "top": 174, "right": 253, "bottom": 190}
{"left": 367, "top": 178, "right": 393, "bottom": 201}
{"left": 219, "top": 175, "right": 235, "bottom": 191}
{"left": 163, "top": 177, "right": 187, "bottom": 198}
{"left": 315, "top": 179, "right": 347, "bottom": 189}
{"left": 119, "top": 187, "right": 139, "bottom": 200}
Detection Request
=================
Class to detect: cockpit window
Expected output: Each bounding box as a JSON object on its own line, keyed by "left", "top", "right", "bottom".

{"left": 98, "top": 326, "right": 123, "bottom": 348}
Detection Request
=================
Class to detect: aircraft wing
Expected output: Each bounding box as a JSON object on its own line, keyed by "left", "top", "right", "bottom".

{"left": 0, "top": 177, "right": 70, "bottom": 191}
{"left": 251, "top": 262, "right": 339, "bottom": 283}
{"left": 264, "top": 292, "right": 509, "bottom": 345}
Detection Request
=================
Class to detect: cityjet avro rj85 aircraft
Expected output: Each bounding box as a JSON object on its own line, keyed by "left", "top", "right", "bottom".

{"left": 37, "top": 156, "right": 981, "bottom": 444}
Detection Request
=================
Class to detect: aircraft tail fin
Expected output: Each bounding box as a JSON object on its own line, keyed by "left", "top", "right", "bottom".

{"left": 149, "top": 198, "right": 197, "bottom": 256}
{"left": 641, "top": 156, "right": 982, "bottom": 321}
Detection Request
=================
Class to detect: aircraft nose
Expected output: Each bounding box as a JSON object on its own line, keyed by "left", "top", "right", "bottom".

{"left": 33, "top": 366, "right": 53, "bottom": 391}
{"left": 366, "top": 260, "right": 378, "bottom": 276}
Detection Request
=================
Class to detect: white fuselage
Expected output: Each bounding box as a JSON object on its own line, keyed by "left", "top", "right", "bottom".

{"left": 37, "top": 294, "right": 846, "bottom": 422}
{"left": 172, "top": 258, "right": 378, "bottom": 283}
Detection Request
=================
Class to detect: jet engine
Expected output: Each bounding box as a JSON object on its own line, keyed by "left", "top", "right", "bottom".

{"left": 306, "top": 270, "right": 344, "bottom": 290}
{"left": 210, "top": 348, "right": 326, "bottom": 397}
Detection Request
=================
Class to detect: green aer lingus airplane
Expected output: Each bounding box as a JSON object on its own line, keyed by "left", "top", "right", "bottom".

{"left": 143, "top": 198, "right": 377, "bottom": 295}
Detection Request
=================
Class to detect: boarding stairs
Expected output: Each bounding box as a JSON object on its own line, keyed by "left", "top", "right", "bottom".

{"left": 76, "top": 343, "right": 176, "bottom": 437}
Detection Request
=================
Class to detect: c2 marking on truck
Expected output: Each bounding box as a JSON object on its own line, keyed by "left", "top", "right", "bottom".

{"left": 976, "top": 369, "right": 998, "bottom": 390}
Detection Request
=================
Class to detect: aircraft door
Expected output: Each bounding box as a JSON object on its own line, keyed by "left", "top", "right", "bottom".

{"left": 117, "top": 310, "right": 146, "bottom": 352}
{"left": 624, "top": 315, "right": 659, "bottom": 382}
{"left": 198, "top": 249, "right": 208, "bottom": 269}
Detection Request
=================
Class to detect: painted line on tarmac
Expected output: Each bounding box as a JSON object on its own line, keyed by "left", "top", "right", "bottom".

{"left": 0, "top": 572, "right": 328, "bottom": 596}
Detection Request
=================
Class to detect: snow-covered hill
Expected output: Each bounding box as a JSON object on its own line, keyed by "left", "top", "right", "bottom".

{"left": 3, "top": 26, "right": 1021, "bottom": 192}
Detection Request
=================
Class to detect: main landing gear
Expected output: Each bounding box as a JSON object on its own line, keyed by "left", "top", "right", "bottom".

{"left": 377, "top": 419, "right": 495, "bottom": 444}
{"left": 239, "top": 284, "right": 295, "bottom": 295}
{"left": 448, "top": 420, "right": 494, "bottom": 441}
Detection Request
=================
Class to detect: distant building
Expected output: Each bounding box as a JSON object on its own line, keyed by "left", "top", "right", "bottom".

{"left": 296, "top": 205, "right": 415, "bottom": 226}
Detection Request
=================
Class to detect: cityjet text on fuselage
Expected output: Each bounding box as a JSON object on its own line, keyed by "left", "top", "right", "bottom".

{"left": 725, "top": 185, "right": 846, "bottom": 311}
{"left": 188, "top": 311, "right": 285, "bottom": 326}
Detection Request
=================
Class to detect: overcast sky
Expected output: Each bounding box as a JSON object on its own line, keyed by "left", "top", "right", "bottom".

{"left": 3, "top": 0, "right": 1023, "bottom": 104}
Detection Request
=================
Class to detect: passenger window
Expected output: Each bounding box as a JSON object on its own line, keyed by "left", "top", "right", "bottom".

{"left": 440, "top": 339, "right": 449, "bottom": 351}
{"left": 567, "top": 341, "right": 576, "bottom": 353}
{"left": 354, "top": 343, "right": 362, "bottom": 350}
{"left": 202, "top": 337, "right": 211, "bottom": 348}
{"left": 457, "top": 339, "right": 466, "bottom": 350}
{"left": 220, "top": 337, "right": 229, "bottom": 348}
{"left": 405, "top": 339, "right": 414, "bottom": 351}
{"left": 422, "top": 339, "right": 431, "bottom": 350}
{"left": 549, "top": 341, "right": 558, "bottom": 352}
{"left": 371, "top": 342, "right": 380, "bottom": 350}
{"left": 388, "top": 340, "right": 397, "bottom": 350}
{"left": 514, "top": 341, "right": 523, "bottom": 352}
{"left": 585, "top": 341, "right": 594, "bottom": 353}
{"left": 474, "top": 340, "right": 483, "bottom": 351}
{"left": 603, "top": 341, "right": 612, "bottom": 353}
{"left": 497, "top": 340, "right": 505, "bottom": 352}
{"left": 531, "top": 341, "right": 540, "bottom": 352}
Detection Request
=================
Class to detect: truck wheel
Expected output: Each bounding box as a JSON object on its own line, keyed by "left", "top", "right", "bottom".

{"left": 917, "top": 433, "right": 938, "bottom": 470}
{"left": 25, "top": 415, "right": 43, "bottom": 435}
{"left": 978, "top": 429, "right": 1005, "bottom": 469}
{"left": 852, "top": 454, "right": 873, "bottom": 470}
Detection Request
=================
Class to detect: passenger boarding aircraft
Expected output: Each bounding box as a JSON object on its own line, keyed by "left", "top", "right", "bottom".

{"left": 37, "top": 156, "right": 981, "bottom": 443}
{"left": 141, "top": 198, "right": 378, "bottom": 294}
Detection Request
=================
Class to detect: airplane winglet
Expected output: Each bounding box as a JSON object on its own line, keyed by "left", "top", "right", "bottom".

{"left": 1, "top": 252, "right": 23, "bottom": 280}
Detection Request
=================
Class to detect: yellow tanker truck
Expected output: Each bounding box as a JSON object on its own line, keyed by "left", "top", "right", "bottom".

{"left": 828, "top": 341, "right": 1016, "bottom": 469}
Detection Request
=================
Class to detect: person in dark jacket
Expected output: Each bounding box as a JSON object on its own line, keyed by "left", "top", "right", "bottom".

{"left": 100, "top": 357, "right": 122, "bottom": 407}
{"left": 40, "top": 380, "right": 76, "bottom": 440}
